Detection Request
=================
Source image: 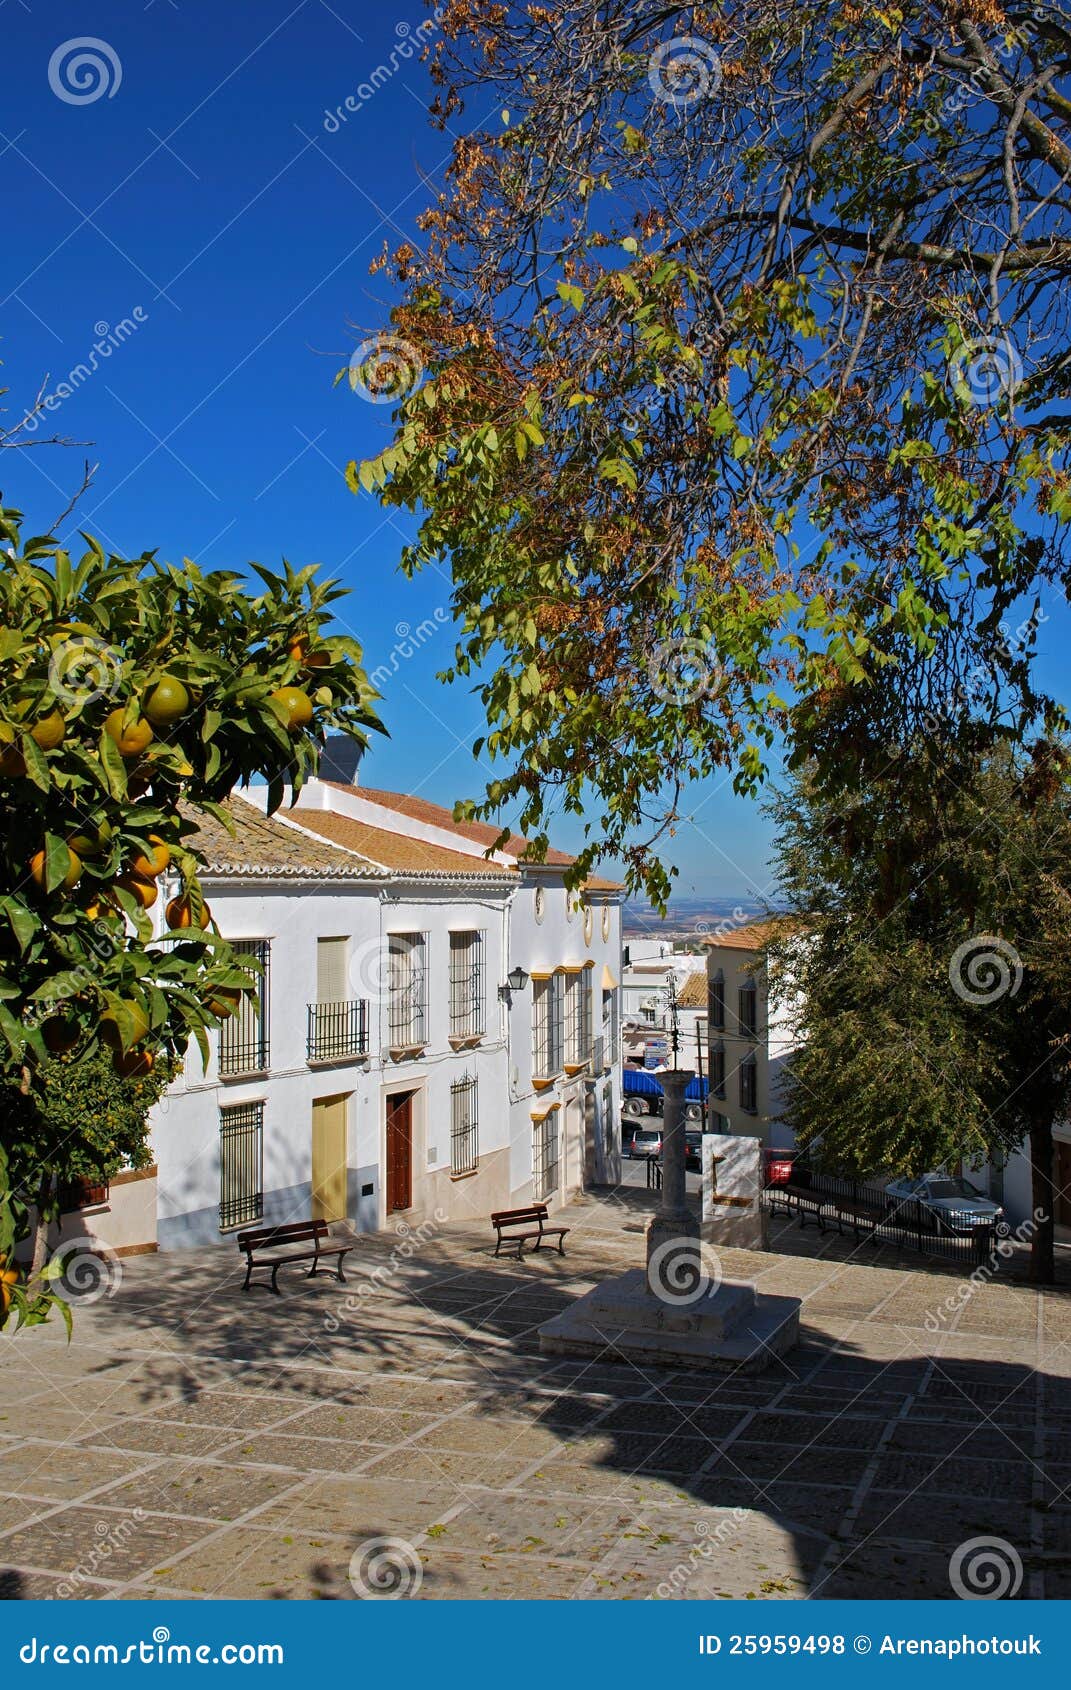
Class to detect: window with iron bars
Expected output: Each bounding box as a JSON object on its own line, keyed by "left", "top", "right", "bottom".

{"left": 388, "top": 933, "right": 427, "bottom": 1048}
{"left": 449, "top": 931, "right": 485, "bottom": 1040}
{"left": 450, "top": 1073, "right": 479, "bottom": 1175}
{"left": 218, "top": 940, "right": 270, "bottom": 1076}
{"left": 533, "top": 1111, "right": 560, "bottom": 1201}
{"left": 564, "top": 972, "right": 592, "bottom": 1066}
{"left": 708, "top": 971, "right": 725, "bottom": 1030}
{"left": 738, "top": 980, "right": 758, "bottom": 1039}
{"left": 532, "top": 973, "right": 564, "bottom": 1077}
{"left": 307, "top": 999, "right": 369, "bottom": 1061}
{"left": 739, "top": 1054, "right": 757, "bottom": 1113}
{"left": 219, "top": 1100, "right": 264, "bottom": 1230}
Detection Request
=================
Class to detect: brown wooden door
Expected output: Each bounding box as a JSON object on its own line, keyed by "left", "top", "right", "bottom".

{"left": 386, "top": 1092, "right": 413, "bottom": 1213}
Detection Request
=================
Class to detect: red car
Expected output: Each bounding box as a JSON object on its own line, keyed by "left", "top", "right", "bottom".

{"left": 764, "top": 1148, "right": 798, "bottom": 1187}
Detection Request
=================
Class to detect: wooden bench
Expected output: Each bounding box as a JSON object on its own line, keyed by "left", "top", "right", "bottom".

{"left": 491, "top": 1204, "right": 569, "bottom": 1258}
{"left": 237, "top": 1219, "right": 354, "bottom": 1296}
{"left": 766, "top": 1181, "right": 828, "bottom": 1232}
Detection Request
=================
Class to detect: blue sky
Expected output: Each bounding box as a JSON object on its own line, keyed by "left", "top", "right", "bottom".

{"left": 5, "top": 4, "right": 1062, "bottom": 906}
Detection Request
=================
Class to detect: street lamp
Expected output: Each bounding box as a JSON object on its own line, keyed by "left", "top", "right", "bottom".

{"left": 499, "top": 965, "right": 529, "bottom": 1001}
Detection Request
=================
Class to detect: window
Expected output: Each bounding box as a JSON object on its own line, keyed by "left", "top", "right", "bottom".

{"left": 738, "top": 979, "right": 758, "bottom": 1039}
{"left": 564, "top": 972, "right": 592, "bottom": 1066}
{"left": 59, "top": 1175, "right": 108, "bottom": 1210}
{"left": 533, "top": 973, "right": 564, "bottom": 1077}
{"left": 533, "top": 1111, "right": 560, "bottom": 1200}
{"left": 308, "top": 937, "right": 368, "bottom": 1060}
{"left": 602, "top": 987, "right": 618, "bottom": 1066}
{"left": 710, "top": 1040, "right": 726, "bottom": 1099}
{"left": 388, "top": 933, "right": 427, "bottom": 1049}
{"left": 449, "top": 931, "right": 485, "bottom": 1040}
{"left": 450, "top": 1074, "right": 479, "bottom": 1175}
{"left": 739, "top": 1054, "right": 757, "bottom": 1113}
{"left": 219, "top": 1100, "right": 264, "bottom": 1229}
{"left": 708, "top": 970, "right": 725, "bottom": 1030}
{"left": 219, "top": 940, "right": 270, "bottom": 1076}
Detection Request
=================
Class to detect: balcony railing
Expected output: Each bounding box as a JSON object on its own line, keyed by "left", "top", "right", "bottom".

{"left": 306, "top": 999, "right": 370, "bottom": 1062}
{"left": 591, "top": 1036, "right": 607, "bottom": 1074}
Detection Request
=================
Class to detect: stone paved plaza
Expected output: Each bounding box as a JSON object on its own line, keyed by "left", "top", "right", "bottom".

{"left": 2, "top": 1183, "right": 1070, "bottom": 1601}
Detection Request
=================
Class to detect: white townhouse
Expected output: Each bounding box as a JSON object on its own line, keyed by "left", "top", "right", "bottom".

{"left": 150, "top": 774, "right": 623, "bottom": 1250}
{"left": 703, "top": 920, "right": 800, "bottom": 1144}
{"left": 702, "top": 921, "right": 1071, "bottom": 1236}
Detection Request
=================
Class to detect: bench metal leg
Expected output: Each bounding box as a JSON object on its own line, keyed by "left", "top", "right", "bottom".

{"left": 242, "top": 1260, "right": 252, "bottom": 1292}
{"left": 270, "top": 1264, "right": 282, "bottom": 1296}
{"left": 336, "top": 1250, "right": 350, "bottom": 1284}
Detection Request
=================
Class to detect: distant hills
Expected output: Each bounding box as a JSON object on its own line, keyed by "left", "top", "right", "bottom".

{"left": 622, "top": 897, "right": 769, "bottom": 940}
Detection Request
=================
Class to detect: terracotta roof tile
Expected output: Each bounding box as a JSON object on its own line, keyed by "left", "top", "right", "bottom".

{"left": 676, "top": 971, "right": 708, "bottom": 1008}
{"left": 703, "top": 917, "right": 799, "bottom": 951}
{"left": 293, "top": 808, "right": 516, "bottom": 878}
{"left": 327, "top": 783, "right": 576, "bottom": 866}
{"left": 185, "top": 799, "right": 381, "bottom": 879}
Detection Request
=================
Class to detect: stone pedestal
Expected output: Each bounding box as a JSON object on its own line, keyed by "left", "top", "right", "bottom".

{"left": 538, "top": 1268, "right": 800, "bottom": 1372}
{"left": 538, "top": 1070, "right": 799, "bottom": 1372}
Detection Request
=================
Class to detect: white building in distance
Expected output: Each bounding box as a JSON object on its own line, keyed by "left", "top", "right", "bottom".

{"left": 151, "top": 779, "right": 623, "bottom": 1250}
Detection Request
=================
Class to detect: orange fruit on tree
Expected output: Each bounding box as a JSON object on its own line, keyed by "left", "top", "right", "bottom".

{"left": 29, "top": 711, "right": 66, "bottom": 750}
{"left": 287, "top": 634, "right": 311, "bottom": 662}
{"left": 129, "top": 837, "right": 170, "bottom": 879}
{"left": 142, "top": 676, "right": 190, "bottom": 729}
{"left": 84, "top": 894, "right": 116, "bottom": 921}
{"left": 100, "top": 1000, "right": 151, "bottom": 1050}
{"left": 165, "top": 893, "right": 211, "bottom": 929}
{"left": 0, "top": 726, "right": 26, "bottom": 778}
{"left": 269, "top": 685, "right": 314, "bottom": 734}
{"left": 104, "top": 709, "right": 154, "bottom": 758}
{"left": 304, "top": 648, "right": 330, "bottom": 669}
{"left": 42, "top": 1015, "right": 81, "bottom": 1055}
{"left": 113, "top": 1049, "right": 155, "bottom": 1080}
{"left": 0, "top": 1258, "right": 18, "bottom": 1318}
{"left": 29, "top": 844, "right": 83, "bottom": 893}
{"left": 117, "top": 873, "right": 158, "bottom": 909}
{"left": 205, "top": 984, "right": 242, "bottom": 1017}
{"left": 67, "top": 828, "right": 106, "bottom": 860}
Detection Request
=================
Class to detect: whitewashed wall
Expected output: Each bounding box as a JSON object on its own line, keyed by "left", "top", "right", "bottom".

{"left": 151, "top": 858, "right": 623, "bottom": 1248}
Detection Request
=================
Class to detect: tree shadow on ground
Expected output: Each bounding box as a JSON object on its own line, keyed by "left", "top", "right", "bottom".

{"left": 5, "top": 1185, "right": 1071, "bottom": 1601}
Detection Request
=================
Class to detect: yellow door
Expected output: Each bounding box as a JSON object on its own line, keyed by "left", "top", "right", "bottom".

{"left": 311, "top": 1094, "right": 349, "bottom": 1222}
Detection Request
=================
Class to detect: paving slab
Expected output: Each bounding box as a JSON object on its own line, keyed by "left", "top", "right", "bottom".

{"left": 0, "top": 1184, "right": 1067, "bottom": 1600}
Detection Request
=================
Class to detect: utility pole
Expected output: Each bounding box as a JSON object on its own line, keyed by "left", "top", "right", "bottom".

{"left": 666, "top": 975, "right": 680, "bottom": 1070}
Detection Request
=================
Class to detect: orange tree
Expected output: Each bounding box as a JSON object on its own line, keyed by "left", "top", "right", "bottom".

{"left": 0, "top": 500, "right": 383, "bottom": 1323}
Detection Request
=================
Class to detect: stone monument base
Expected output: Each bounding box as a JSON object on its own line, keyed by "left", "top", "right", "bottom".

{"left": 538, "top": 1268, "right": 800, "bottom": 1373}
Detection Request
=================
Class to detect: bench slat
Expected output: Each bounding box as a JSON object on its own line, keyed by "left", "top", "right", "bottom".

{"left": 238, "top": 1220, "right": 329, "bottom": 1251}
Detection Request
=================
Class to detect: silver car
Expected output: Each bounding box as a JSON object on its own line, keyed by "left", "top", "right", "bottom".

{"left": 884, "top": 1174, "right": 1011, "bottom": 1237}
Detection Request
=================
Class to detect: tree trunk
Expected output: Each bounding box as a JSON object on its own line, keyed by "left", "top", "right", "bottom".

{"left": 29, "top": 1172, "right": 55, "bottom": 1282}
{"left": 1028, "top": 1117, "right": 1056, "bottom": 1286}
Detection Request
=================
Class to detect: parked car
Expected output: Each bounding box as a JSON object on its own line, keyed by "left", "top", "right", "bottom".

{"left": 764, "top": 1148, "right": 798, "bottom": 1187}
{"left": 624, "top": 1126, "right": 664, "bottom": 1160}
{"left": 884, "top": 1173, "right": 1010, "bottom": 1236}
{"left": 684, "top": 1129, "right": 703, "bottom": 1172}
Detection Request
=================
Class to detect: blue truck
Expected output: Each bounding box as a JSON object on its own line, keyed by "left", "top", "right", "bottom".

{"left": 622, "top": 1066, "right": 709, "bottom": 1122}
